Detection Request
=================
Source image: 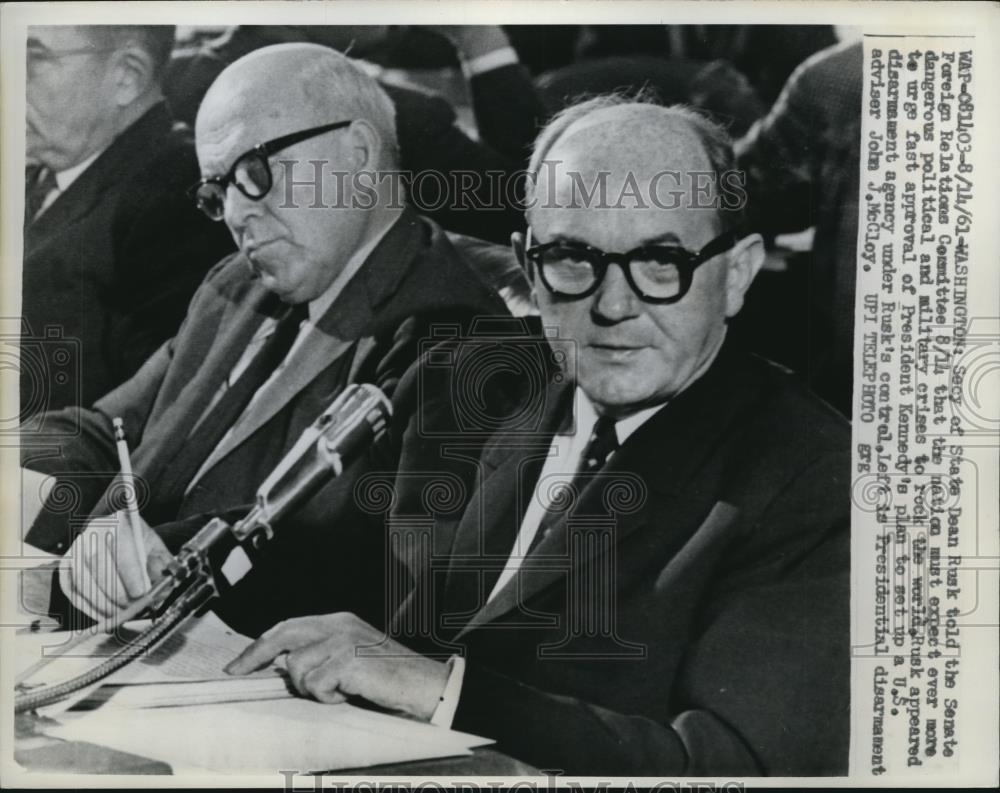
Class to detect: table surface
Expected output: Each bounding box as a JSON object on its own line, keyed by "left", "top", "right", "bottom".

{"left": 14, "top": 566, "right": 539, "bottom": 778}
{"left": 15, "top": 712, "right": 538, "bottom": 776}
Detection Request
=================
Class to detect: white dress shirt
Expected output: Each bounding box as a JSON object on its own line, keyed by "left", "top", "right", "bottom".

{"left": 185, "top": 216, "right": 399, "bottom": 491}
{"left": 491, "top": 330, "right": 729, "bottom": 601}
{"left": 486, "top": 389, "right": 663, "bottom": 603}
{"left": 431, "top": 330, "right": 729, "bottom": 727}
{"left": 33, "top": 149, "right": 104, "bottom": 219}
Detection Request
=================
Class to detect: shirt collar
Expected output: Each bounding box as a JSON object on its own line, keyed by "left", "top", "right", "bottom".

{"left": 54, "top": 148, "right": 105, "bottom": 193}
{"left": 569, "top": 327, "right": 728, "bottom": 444}
{"left": 571, "top": 388, "right": 663, "bottom": 447}
{"left": 306, "top": 211, "right": 402, "bottom": 323}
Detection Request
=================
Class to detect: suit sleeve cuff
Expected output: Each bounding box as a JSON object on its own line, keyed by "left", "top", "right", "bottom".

{"left": 462, "top": 46, "right": 520, "bottom": 78}
{"left": 430, "top": 655, "right": 466, "bottom": 727}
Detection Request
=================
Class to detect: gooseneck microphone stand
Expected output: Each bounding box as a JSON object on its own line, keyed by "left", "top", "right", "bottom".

{"left": 15, "top": 384, "right": 391, "bottom": 714}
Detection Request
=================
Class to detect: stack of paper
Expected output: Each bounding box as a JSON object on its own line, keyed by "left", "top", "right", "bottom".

{"left": 91, "top": 675, "right": 293, "bottom": 709}
{"left": 15, "top": 612, "right": 284, "bottom": 713}
{"left": 18, "top": 611, "right": 493, "bottom": 772}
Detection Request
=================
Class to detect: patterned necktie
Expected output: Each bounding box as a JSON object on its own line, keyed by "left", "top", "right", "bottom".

{"left": 529, "top": 414, "right": 619, "bottom": 553}
{"left": 25, "top": 164, "right": 57, "bottom": 225}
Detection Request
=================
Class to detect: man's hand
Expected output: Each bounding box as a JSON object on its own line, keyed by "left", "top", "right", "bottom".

{"left": 58, "top": 511, "right": 172, "bottom": 621}
{"left": 225, "top": 613, "right": 450, "bottom": 721}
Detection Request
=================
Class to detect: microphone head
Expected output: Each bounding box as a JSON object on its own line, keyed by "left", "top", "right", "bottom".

{"left": 233, "top": 384, "right": 394, "bottom": 544}
{"left": 317, "top": 383, "right": 392, "bottom": 450}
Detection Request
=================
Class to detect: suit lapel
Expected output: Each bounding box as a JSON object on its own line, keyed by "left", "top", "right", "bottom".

{"left": 452, "top": 342, "right": 763, "bottom": 637}
{"left": 196, "top": 328, "right": 355, "bottom": 474}
{"left": 441, "top": 441, "right": 550, "bottom": 620}
{"left": 133, "top": 284, "right": 280, "bottom": 480}
{"left": 193, "top": 211, "right": 425, "bottom": 478}
{"left": 440, "top": 383, "right": 570, "bottom": 622}
{"left": 26, "top": 104, "right": 172, "bottom": 246}
{"left": 453, "top": 435, "right": 666, "bottom": 638}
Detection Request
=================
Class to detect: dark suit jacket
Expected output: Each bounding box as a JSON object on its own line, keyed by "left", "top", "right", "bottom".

{"left": 21, "top": 102, "right": 235, "bottom": 413}
{"left": 23, "top": 210, "right": 508, "bottom": 633}
{"left": 388, "top": 338, "right": 850, "bottom": 776}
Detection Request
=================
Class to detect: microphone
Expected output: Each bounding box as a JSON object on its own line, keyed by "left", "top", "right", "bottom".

{"left": 153, "top": 384, "right": 392, "bottom": 606}
{"left": 233, "top": 382, "right": 392, "bottom": 546}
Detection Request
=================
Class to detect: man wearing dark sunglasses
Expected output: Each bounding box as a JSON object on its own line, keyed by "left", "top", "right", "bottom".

{"left": 26, "top": 44, "right": 507, "bottom": 637}
{"left": 227, "top": 97, "right": 851, "bottom": 777}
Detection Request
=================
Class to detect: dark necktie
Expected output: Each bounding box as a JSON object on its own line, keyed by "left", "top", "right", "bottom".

{"left": 152, "top": 302, "right": 308, "bottom": 513}
{"left": 528, "top": 414, "right": 619, "bottom": 554}
{"left": 25, "top": 164, "right": 57, "bottom": 225}
{"left": 576, "top": 415, "right": 620, "bottom": 477}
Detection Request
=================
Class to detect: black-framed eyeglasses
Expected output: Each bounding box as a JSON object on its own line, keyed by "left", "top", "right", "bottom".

{"left": 525, "top": 227, "right": 738, "bottom": 304}
{"left": 188, "top": 120, "right": 353, "bottom": 221}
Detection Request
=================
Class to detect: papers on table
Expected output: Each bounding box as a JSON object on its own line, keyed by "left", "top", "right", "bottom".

{"left": 19, "top": 611, "right": 493, "bottom": 772}
{"left": 112, "top": 610, "right": 281, "bottom": 685}
{"left": 48, "top": 699, "right": 492, "bottom": 773}
{"left": 16, "top": 611, "right": 283, "bottom": 715}
{"left": 16, "top": 612, "right": 275, "bottom": 685}
{"left": 88, "top": 675, "right": 294, "bottom": 709}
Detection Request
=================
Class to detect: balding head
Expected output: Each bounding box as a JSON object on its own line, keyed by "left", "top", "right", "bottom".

{"left": 527, "top": 97, "right": 742, "bottom": 233}
{"left": 192, "top": 44, "right": 402, "bottom": 305}
{"left": 516, "top": 95, "right": 762, "bottom": 417}
{"left": 196, "top": 43, "right": 397, "bottom": 168}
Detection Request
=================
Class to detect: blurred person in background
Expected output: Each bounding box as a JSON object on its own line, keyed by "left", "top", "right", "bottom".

{"left": 736, "top": 40, "right": 862, "bottom": 415}
{"left": 22, "top": 25, "right": 234, "bottom": 415}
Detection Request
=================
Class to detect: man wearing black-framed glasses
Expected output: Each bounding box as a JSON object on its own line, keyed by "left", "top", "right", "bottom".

{"left": 188, "top": 120, "right": 353, "bottom": 222}
{"left": 28, "top": 44, "right": 508, "bottom": 642}
{"left": 230, "top": 97, "right": 851, "bottom": 777}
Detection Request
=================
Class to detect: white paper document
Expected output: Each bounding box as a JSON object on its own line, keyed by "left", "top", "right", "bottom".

{"left": 48, "top": 699, "right": 492, "bottom": 773}
{"left": 19, "top": 611, "right": 492, "bottom": 771}
{"left": 95, "top": 675, "right": 294, "bottom": 709}
{"left": 15, "top": 611, "right": 277, "bottom": 691}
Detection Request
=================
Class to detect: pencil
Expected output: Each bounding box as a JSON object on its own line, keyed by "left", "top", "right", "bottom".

{"left": 113, "top": 417, "right": 151, "bottom": 591}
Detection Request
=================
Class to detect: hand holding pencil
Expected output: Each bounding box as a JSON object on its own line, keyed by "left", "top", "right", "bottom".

{"left": 113, "top": 417, "right": 152, "bottom": 592}
{"left": 58, "top": 510, "right": 172, "bottom": 620}
{"left": 58, "top": 421, "right": 173, "bottom": 620}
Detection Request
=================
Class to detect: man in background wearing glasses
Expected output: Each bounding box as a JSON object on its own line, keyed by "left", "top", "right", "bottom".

{"left": 24, "top": 43, "right": 506, "bottom": 636}
{"left": 226, "top": 96, "right": 851, "bottom": 776}
{"left": 21, "top": 25, "right": 234, "bottom": 415}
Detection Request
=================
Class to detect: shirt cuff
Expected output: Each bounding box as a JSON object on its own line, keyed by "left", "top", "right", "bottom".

{"left": 462, "top": 46, "right": 519, "bottom": 78}
{"left": 429, "top": 655, "right": 466, "bottom": 727}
